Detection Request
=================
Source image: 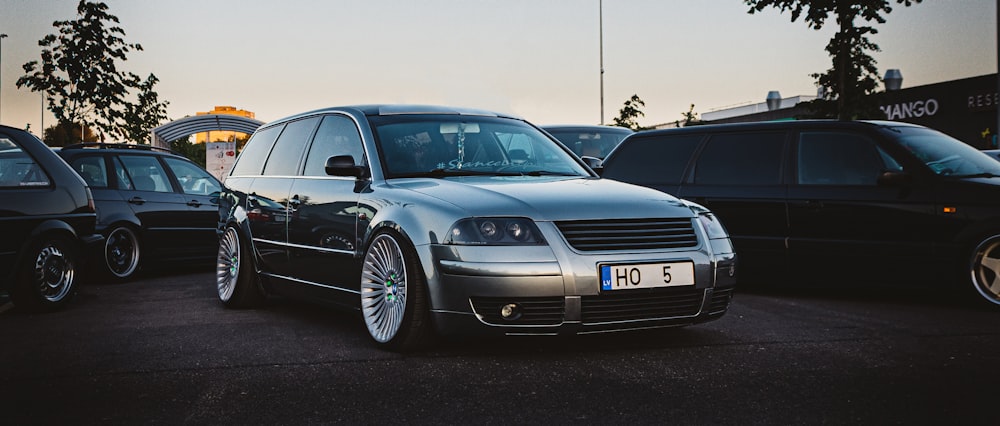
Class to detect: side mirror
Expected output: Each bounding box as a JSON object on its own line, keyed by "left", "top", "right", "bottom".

{"left": 325, "top": 155, "right": 366, "bottom": 178}
{"left": 877, "top": 170, "right": 912, "bottom": 186}
{"left": 580, "top": 155, "right": 603, "bottom": 176}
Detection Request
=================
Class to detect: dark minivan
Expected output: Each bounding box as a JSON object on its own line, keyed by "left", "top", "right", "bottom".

{"left": 601, "top": 120, "right": 1000, "bottom": 306}
{"left": 0, "top": 125, "right": 102, "bottom": 311}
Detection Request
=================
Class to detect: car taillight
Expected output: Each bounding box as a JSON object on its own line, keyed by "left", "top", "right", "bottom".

{"left": 247, "top": 208, "right": 269, "bottom": 222}
{"left": 86, "top": 187, "right": 96, "bottom": 213}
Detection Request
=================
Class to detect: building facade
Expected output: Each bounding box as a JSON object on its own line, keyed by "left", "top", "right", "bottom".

{"left": 195, "top": 106, "right": 256, "bottom": 143}
{"left": 688, "top": 73, "right": 998, "bottom": 149}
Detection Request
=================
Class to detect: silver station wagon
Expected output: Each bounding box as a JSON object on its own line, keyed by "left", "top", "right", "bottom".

{"left": 216, "top": 105, "right": 737, "bottom": 351}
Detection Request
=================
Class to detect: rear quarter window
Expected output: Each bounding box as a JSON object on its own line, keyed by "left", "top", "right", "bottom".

{"left": 0, "top": 136, "right": 50, "bottom": 188}
{"left": 602, "top": 134, "right": 701, "bottom": 185}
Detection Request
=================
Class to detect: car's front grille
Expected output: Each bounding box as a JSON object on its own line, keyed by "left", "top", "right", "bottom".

{"left": 707, "top": 287, "right": 735, "bottom": 315}
{"left": 471, "top": 297, "right": 564, "bottom": 325}
{"left": 581, "top": 287, "right": 704, "bottom": 324}
{"left": 555, "top": 218, "right": 698, "bottom": 251}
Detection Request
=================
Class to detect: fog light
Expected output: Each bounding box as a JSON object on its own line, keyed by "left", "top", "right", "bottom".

{"left": 500, "top": 303, "right": 522, "bottom": 320}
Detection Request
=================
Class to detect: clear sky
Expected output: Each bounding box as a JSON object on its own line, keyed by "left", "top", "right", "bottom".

{"left": 0, "top": 0, "right": 996, "bottom": 136}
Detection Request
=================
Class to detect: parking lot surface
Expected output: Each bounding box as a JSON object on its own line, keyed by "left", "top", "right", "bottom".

{"left": 1, "top": 269, "right": 998, "bottom": 424}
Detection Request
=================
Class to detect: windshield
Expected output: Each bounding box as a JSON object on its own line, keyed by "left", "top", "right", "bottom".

{"left": 547, "top": 128, "right": 632, "bottom": 159}
{"left": 891, "top": 126, "right": 1000, "bottom": 177}
{"left": 372, "top": 115, "right": 592, "bottom": 178}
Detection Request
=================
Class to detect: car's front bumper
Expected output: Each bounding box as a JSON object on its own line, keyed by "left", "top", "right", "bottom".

{"left": 421, "top": 231, "right": 737, "bottom": 337}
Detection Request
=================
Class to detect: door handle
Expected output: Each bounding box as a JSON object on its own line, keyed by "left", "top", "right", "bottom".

{"left": 127, "top": 196, "right": 146, "bottom": 205}
{"left": 187, "top": 200, "right": 202, "bottom": 208}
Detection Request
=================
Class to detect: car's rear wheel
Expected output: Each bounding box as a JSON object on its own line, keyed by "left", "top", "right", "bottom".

{"left": 104, "top": 225, "right": 140, "bottom": 280}
{"left": 360, "top": 230, "right": 431, "bottom": 351}
{"left": 216, "top": 225, "right": 265, "bottom": 308}
{"left": 10, "top": 235, "right": 78, "bottom": 312}
{"left": 970, "top": 234, "right": 1000, "bottom": 306}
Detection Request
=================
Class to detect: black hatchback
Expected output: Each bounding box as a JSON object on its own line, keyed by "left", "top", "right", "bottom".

{"left": 0, "top": 125, "right": 102, "bottom": 311}
{"left": 601, "top": 120, "right": 1000, "bottom": 306}
{"left": 56, "top": 143, "right": 222, "bottom": 280}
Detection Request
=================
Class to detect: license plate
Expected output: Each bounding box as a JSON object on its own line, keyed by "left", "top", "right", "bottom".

{"left": 600, "top": 261, "right": 695, "bottom": 291}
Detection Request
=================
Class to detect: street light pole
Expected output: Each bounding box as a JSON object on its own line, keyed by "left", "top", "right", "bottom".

{"left": 599, "top": 0, "right": 604, "bottom": 125}
{"left": 0, "top": 33, "right": 8, "bottom": 124}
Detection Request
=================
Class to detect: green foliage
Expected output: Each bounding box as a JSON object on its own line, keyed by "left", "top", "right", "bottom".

{"left": 16, "top": 1, "right": 167, "bottom": 142}
{"left": 612, "top": 94, "right": 646, "bottom": 131}
{"left": 170, "top": 137, "right": 206, "bottom": 166}
{"left": 681, "top": 104, "right": 699, "bottom": 126}
{"left": 118, "top": 73, "right": 169, "bottom": 144}
{"left": 745, "top": 0, "right": 922, "bottom": 120}
{"left": 43, "top": 121, "right": 98, "bottom": 147}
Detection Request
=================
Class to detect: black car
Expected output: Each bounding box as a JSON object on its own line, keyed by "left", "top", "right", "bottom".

{"left": 56, "top": 143, "right": 222, "bottom": 280}
{"left": 541, "top": 124, "right": 633, "bottom": 160}
{"left": 0, "top": 125, "right": 102, "bottom": 311}
{"left": 601, "top": 120, "right": 1000, "bottom": 306}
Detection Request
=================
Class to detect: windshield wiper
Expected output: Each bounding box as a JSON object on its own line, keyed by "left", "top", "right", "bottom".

{"left": 518, "top": 170, "right": 579, "bottom": 176}
{"left": 393, "top": 168, "right": 582, "bottom": 178}
{"left": 393, "top": 168, "right": 499, "bottom": 178}
{"left": 946, "top": 172, "right": 1000, "bottom": 179}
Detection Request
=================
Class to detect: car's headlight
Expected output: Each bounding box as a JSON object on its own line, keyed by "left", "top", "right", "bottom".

{"left": 697, "top": 212, "right": 728, "bottom": 240}
{"left": 445, "top": 218, "right": 545, "bottom": 245}
{"left": 696, "top": 212, "right": 734, "bottom": 255}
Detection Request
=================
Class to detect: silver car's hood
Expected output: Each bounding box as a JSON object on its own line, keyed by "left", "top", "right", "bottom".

{"left": 391, "top": 176, "right": 694, "bottom": 221}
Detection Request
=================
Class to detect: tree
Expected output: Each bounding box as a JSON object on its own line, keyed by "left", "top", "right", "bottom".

{"left": 16, "top": 1, "right": 144, "bottom": 142}
{"left": 170, "top": 136, "right": 206, "bottom": 166}
{"left": 681, "top": 104, "right": 699, "bottom": 126}
{"left": 118, "top": 73, "right": 169, "bottom": 144}
{"left": 43, "top": 121, "right": 98, "bottom": 147}
{"left": 612, "top": 94, "right": 646, "bottom": 131}
{"left": 745, "top": 0, "right": 922, "bottom": 120}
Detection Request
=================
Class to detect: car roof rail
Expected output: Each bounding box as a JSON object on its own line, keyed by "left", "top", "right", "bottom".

{"left": 61, "top": 142, "right": 181, "bottom": 155}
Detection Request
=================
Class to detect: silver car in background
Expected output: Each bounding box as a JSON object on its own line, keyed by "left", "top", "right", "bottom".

{"left": 216, "top": 105, "right": 736, "bottom": 351}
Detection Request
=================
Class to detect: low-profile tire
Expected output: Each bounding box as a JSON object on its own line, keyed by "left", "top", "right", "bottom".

{"left": 10, "top": 235, "right": 79, "bottom": 312}
{"left": 104, "top": 225, "right": 141, "bottom": 281}
{"left": 360, "top": 230, "right": 432, "bottom": 352}
{"left": 216, "top": 225, "right": 265, "bottom": 308}
{"left": 969, "top": 234, "right": 1000, "bottom": 307}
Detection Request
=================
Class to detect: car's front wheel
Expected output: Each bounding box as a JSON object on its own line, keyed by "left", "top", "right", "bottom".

{"left": 104, "top": 225, "right": 140, "bottom": 280}
{"left": 970, "top": 234, "right": 1000, "bottom": 306}
{"left": 216, "top": 225, "right": 265, "bottom": 308}
{"left": 10, "top": 235, "right": 79, "bottom": 312}
{"left": 360, "top": 230, "right": 431, "bottom": 351}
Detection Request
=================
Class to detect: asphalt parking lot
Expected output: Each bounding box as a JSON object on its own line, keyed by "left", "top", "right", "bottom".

{"left": 2, "top": 268, "right": 998, "bottom": 424}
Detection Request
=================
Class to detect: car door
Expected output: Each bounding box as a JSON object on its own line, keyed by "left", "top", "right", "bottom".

{"left": 162, "top": 156, "right": 223, "bottom": 260}
{"left": 786, "top": 128, "right": 938, "bottom": 284}
{"left": 287, "top": 114, "right": 369, "bottom": 304}
{"left": 676, "top": 131, "right": 790, "bottom": 280}
{"left": 253, "top": 116, "right": 321, "bottom": 280}
{"left": 113, "top": 154, "right": 191, "bottom": 261}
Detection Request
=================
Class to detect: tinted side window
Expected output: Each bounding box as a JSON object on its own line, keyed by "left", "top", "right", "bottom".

{"left": 303, "top": 115, "right": 365, "bottom": 176}
{"left": 263, "top": 117, "right": 321, "bottom": 177}
{"left": 0, "top": 136, "right": 50, "bottom": 188}
{"left": 70, "top": 156, "right": 109, "bottom": 188}
{"left": 694, "top": 132, "right": 785, "bottom": 185}
{"left": 119, "top": 155, "right": 172, "bottom": 192}
{"left": 797, "top": 131, "right": 886, "bottom": 185}
{"left": 231, "top": 125, "right": 282, "bottom": 177}
{"left": 164, "top": 157, "right": 222, "bottom": 195}
{"left": 602, "top": 134, "right": 701, "bottom": 184}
